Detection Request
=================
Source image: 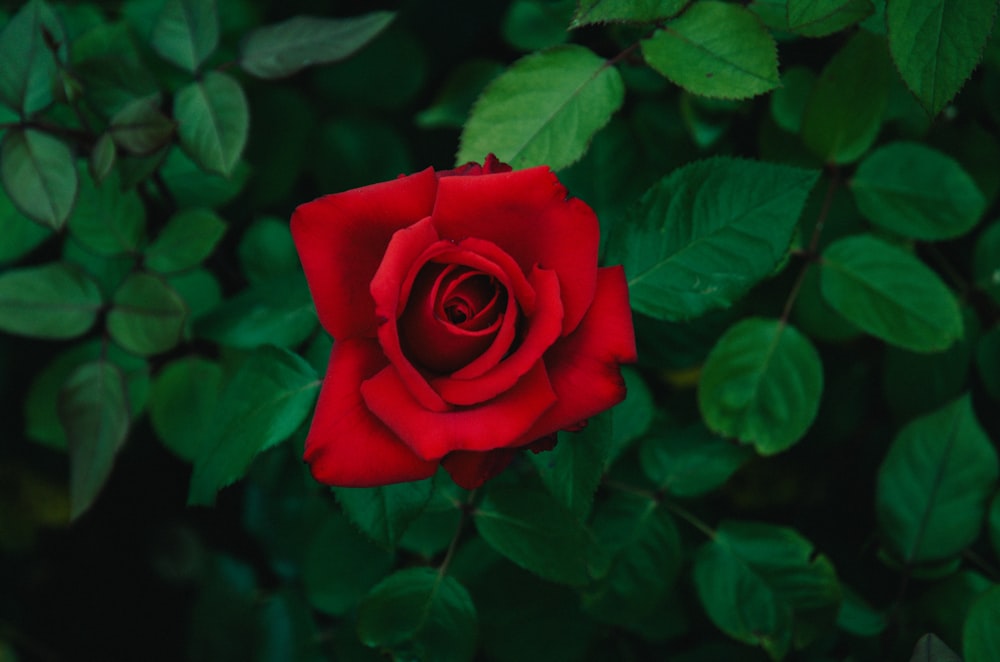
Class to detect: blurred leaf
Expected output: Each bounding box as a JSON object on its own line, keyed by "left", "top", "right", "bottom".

{"left": 501, "top": 0, "right": 573, "bottom": 51}
{"left": 110, "top": 95, "right": 176, "bottom": 155}
{"left": 150, "top": 0, "right": 218, "bottom": 72}
{"left": 641, "top": 2, "right": 779, "bottom": 100}
{"left": 608, "top": 366, "right": 655, "bottom": 462}
{"left": 791, "top": 265, "right": 861, "bottom": 343}
{"left": 770, "top": 67, "right": 816, "bottom": 134}
{"left": 195, "top": 274, "right": 317, "bottom": 349}
{"left": 640, "top": 422, "right": 754, "bottom": 497}
{"left": 0, "top": 0, "right": 64, "bottom": 115}
{"left": 876, "top": 395, "right": 999, "bottom": 564}
{"left": 145, "top": 208, "right": 226, "bottom": 274}
{"left": 606, "top": 158, "right": 817, "bottom": 321}
{"left": 584, "top": 491, "right": 682, "bottom": 624}
{"left": 786, "top": 0, "right": 874, "bottom": 37}
{"left": 244, "top": 87, "right": 314, "bottom": 207}
{"left": 71, "top": 21, "right": 158, "bottom": 116}
{"left": 187, "top": 555, "right": 258, "bottom": 661}
{"left": 357, "top": 567, "right": 477, "bottom": 662}
{"left": 67, "top": 165, "right": 146, "bottom": 256}
{"left": 62, "top": 237, "right": 136, "bottom": 300}
{"left": 571, "top": 0, "right": 687, "bottom": 27}
{"left": 107, "top": 272, "right": 187, "bottom": 356}
{"left": 255, "top": 590, "right": 326, "bottom": 662}
{"left": 990, "top": 491, "right": 1000, "bottom": 563}
{"left": 237, "top": 217, "right": 299, "bottom": 284}
{"left": 801, "top": 30, "right": 891, "bottom": 164}
{"left": 149, "top": 356, "right": 222, "bottom": 462}
{"left": 238, "top": 12, "right": 394, "bottom": 79}
{"left": 58, "top": 361, "right": 130, "bottom": 520}
{"left": 312, "top": 117, "right": 412, "bottom": 194}
{"left": 819, "top": 234, "right": 963, "bottom": 352}
{"left": 851, "top": 142, "right": 985, "bottom": 240}
{"left": 334, "top": 478, "right": 435, "bottom": 550}
{"left": 25, "top": 339, "right": 149, "bottom": 450}
{"left": 836, "top": 587, "right": 887, "bottom": 637}
{"left": 416, "top": 59, "right": 504, "bottom": 129}
{"left": 160, "top": 147, "right": 249, "bottom": 208}
{"left": 694, "top": 521, "right": 842, "bottom": 658}
{"left": 174, "top": 71, "right": 249, "bottom": 177}
{"left": 169, "top": 268, "right": 221, "bottom": 334}
{"left": 89, "top": 133, "right": 116, "bottom": 183}
{"left": 303, "top": 511, "right": 394, "bottom": 617}
{"left": 457, "top": 45, "right": 624, "bottom": 170}
{"left": 0, "top": 128, "right": 78, "bottom": 229}
{"left": 963, "top": 585, "right": 1000, "bottom": 662}
{"left": 910, "top": 633, "right": 962, "bottom": 662}
{"left": 888, "top": 0, "right": 998, "bottom": 116}
{"left": 474, "top": 485, "right": 597, "bottom": 586}
{"left": 398, "top": 479, "right": 464, "bottom": 559}
{"left": 529, "top": 410, "right": 611, "bottom": 520}
{"left": 973, "top": 219, "right": 1000, "bottom": 305}
{"left": 699, "top": 318, "right": 824, "bottom": 455}
{"left": 0, "top": 186, "right": 51, "bottom": 264}
{"left": 0, "top": 262, "right": 102, "bottom": 339}
{"left": 188, "top": 345, "right": 319, "bottom": 506}
{"left": 976, "top": 325, "right": 1000, "bottom": 399}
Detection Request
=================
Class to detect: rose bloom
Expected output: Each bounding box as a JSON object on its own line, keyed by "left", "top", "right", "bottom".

{"left": 291, "top": 156, "right": 636, "bottom": 490}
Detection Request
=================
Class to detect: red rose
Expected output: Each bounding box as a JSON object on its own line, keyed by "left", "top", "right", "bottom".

{"left": 291, "top": 155, "right": 637, "bottom": 490}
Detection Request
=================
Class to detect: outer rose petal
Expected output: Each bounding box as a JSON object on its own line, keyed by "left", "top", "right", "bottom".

{"left": 360, "top": 361, "right": 558, "bottom": 461}
{"left": 516, "top": 266, "right": 637, "bottom": 443}
{"left": 304, "top": 339, "right": 437, "bottom": 487}
{"left": 441, "top": 448, "right": 517, "bottom": 490}
{"left": 432, "top": 166, "right": 599, "bottom": 336}
{"left": 291, "top": 168, "right": 438, "bottom": 340}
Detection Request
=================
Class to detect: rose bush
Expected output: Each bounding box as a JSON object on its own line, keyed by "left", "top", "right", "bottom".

{"left": 291, "top": 156, "right": 636, "bottom": 490}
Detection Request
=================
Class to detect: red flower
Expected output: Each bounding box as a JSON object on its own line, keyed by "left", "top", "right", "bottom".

{"left": 291, "top": 156, "right": 637, "bottom": 490}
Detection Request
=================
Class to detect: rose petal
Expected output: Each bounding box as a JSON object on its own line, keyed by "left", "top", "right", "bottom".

{"left": 303, "top": 339, "right": 438, "bottom": 487}
{"left": 291, "top": 167, "right": 438, "bottom": 340}
{"left": 516, "top": 266, "right": 637, "bottom": 443}
{"left": 441, "top": 448, "right": 517, "bottom": 490}
{"left": 431, "top": 266, "right": 563, "bottom": 406}
{"left": 432, "top": 166, "right": 599, "bottom": 336}
{"left": 361, "top": 361, "right": 557, "bottom": 461}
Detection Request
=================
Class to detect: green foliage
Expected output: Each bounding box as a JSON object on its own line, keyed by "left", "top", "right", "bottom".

{"left": 3, "top": 1, "right": 1000, "bottom": 659}
{"left": 641, "top": 2, "right": 780, "bottom": 100}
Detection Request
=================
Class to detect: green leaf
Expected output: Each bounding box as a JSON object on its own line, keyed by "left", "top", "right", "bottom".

{"left": 699, "top": 318, "right": 824, "bottom": 455}
{"left": 334, "top": 478, "right": 435, "bottom": 550}
{"left": 107, "top": 272, "right": 187, "bottom": 356}
{"left": 584, "top": 492, "right": 682, "bottom": 624}
{"left": 174, "top": 71, "right": 249, "bottom": 177}
{"left": 110, "top": 95, "right": 176, "bottom": 155}
{"left": 963, "top": 585, "right": 1000, "bottom": 662}
{"left": 876, "top": 395, "right": 999, "bottom": 564}
{"left": 302, "top": 511, "right": 394, "bottom": 617}
{"left": 694, "top": 521, "right": 842, "bottom": 658}
{"left": 357, "top": 567, "right": 477, "bottom": 662}
{"left": 641, "top": 2, "right": 780, "bottom": 100}
{"left": 474, "top": 485, "right": 597, "bottom": 586}
{"left": 851, "top": 142, "right": 986, "bottom": 240}
{"left": 195, "top": 274, "right": 316, "bottom": 349}
{"left": 457, "top": 45, "right": 624, "bottom": 171}
{"left": 25, "top": 340, "right": 149, "bottom": 450}
{"left": 145, "top": 208, "right": 226, "bottom": 274}
{"left": 67, "top": 165, "right": 146, "bottom": 256}
{"left": 606, "top": 158, "right": 818, "bottom": 321}
{"left": 910, "top": 633, "right": 962, "bottom": 662}
{"left": 58, "top": 361, "right": 130, "bottom": 520}
{"left": 236, "top": 217, "right": 299, "bottom": 284}
{"left": 501, "top": 0, "right": 573, "bottom": 52}
{"left": 770, "top": 66, "right": 817, "bottom": 134}
{"left": 0, "top": 128, "right": 78, "bottom": 229}
{"left": 786, "top": 0, "right": 874, "bottom": 37}
{"left": 0, "top": 262, "right": 102, "bottom": 339}
{"left": 0, "top": 0, "right": 64, "bottom": 115}
{"left": 529, "top": 410, "right": 611, "bottom": 520}
{"left": 188, "top": 345, "right": 319, "bottom": 505}
{"left": 819, "top": 234, "right": 964, "bottom": 352}
{"left": 990, "top": 492, "right": 1000, "bottom": 569}
{"left": 160, "top": 147, "right": 249, "bottom": 208}
{"left": 571, "top": 0, "right": 687, "bottom": 27}
{"left": 89, "top": 133, "right": 116, "bottom": 184}
{"left": 973, "top": 220, "right": 1000, "bottom": 306}
{"left": 238, "top": 12, "right": 395, "bottom": 80}
{"left": 150, "top": 0, "right": 219, "bottom": 72}
{"left": 640, "top": 422, "right": 753, "bottom": 497}
{"left": 608, "top": 366, "right": 655, "bottom": 463}
{"left": 836, "top": 587, "right": 887, "bottom": 637}
{"left": 801, "top": 30, "right": 891, "bottom": 164}
{"left": 0, "top": 186, "right": 51, "bottom": 264}
{"left": 149, "top": 356, "right": 222, "bottom": 462}
{"left": 888, "top": 0, "right": 998, "bottom": 115}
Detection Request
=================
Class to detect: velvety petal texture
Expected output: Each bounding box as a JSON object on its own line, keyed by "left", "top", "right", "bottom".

{"left": 293, "top": 156, "right": 636, "bottom": 490}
